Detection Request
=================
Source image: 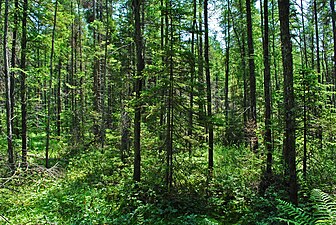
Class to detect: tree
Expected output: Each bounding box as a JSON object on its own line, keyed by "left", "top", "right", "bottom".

{"left": 133, "top": 0, "right": 145, "bottom": 182}
{"left": 264, "top": 0, "right": 272, "bottom": 167}
{"left": 3, "top": 0, "right": 14, "bottom": 169}
{"left": 204, "top": 0, "right": 213, "bottom": 172}
{"left": 278, "top": 0, "right": 298, "bottom": 205}
{"left": 263, "top": 0, "right": 272, "bottom": 177}
{"left": 21, "top": 0, "right": 28, "bottom": 167}
{"left": 330, "top": 0, "right": 336, "bottom": 105}
{"left": 46, "top": 0, "right": 58, "bottom": 168}
{"left": 246, "top": 0, "right": 258, "bottom": 152}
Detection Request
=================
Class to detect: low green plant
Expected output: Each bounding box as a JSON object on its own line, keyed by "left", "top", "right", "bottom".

{"left": 276, "top": 189, "right": 336, "bottom": 225}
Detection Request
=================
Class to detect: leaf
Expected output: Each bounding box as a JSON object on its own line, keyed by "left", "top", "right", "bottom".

{"left": 65, "top": 83, "right": 77, "bottom": 89}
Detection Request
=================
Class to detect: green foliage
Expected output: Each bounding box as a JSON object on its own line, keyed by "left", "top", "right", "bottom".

{"left": 311, "top": 189, "right": 336, "bottom": 224}
{"left": 276, "top": 189, "right": 336, "bottom": 225}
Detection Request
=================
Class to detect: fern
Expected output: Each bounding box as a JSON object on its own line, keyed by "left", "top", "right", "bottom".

{"left": 276, "top": 199, "right": 316, "bottom": 225}
{"left": 311, "top": 189, "right": 336, "bottom": 225}
{"left": 276, "top": 189, "right": 336, "bottom": 225}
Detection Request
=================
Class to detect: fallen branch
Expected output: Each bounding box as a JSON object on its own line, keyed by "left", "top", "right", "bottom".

{"left": 0, "top": 214, "right": 10, "bottom": 224}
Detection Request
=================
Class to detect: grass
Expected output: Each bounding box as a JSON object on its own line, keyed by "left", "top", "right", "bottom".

{"left": 0, "top": 137, "right": 309, "bottom": 225}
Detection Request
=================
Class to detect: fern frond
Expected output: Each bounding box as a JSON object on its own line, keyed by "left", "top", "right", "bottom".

{"left": 276, "top": 199, "right": 316, "bottom": 225}
{"left": 311, "top": 189, "right": 336, "bottom": 225}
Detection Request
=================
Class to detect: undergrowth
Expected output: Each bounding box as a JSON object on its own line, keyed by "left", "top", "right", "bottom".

{"left": 0, "top": 141, "right": 334, "bottom": 224}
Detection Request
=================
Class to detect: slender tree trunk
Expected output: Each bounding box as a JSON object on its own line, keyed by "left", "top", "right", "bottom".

{"left": 300, "top": 0, "right": 308, "bottom": 180}
{"left": 263, "top": 0, "right": 272, "bottom": 176}
{"left": 224, "top": 0, "right": 230, "bottom": 122}
{"left": 198, "top": 0, "right": 205, "bottom": 130}
{"left": 10, "top": 0, "right": 19, "bottom": 138}
{"left": 237, "top": 0, "right": 248, "bottom": 130}
{"left": 278, "top": 0, "right": 298, "bottom": 205}
{"left": 165, "top": 0, "right": 173, "bottom": 189}
{"left": 133, "top": 0, "right": 144, "bottom": 182}
{"left": 3, "top": 0, "right": 14, "bottom": 169}
{"left": 46, "top": 0, "right": 58, "bottom": 168}
{"left": 101, "top": 0, "right": 110, "bottom": 149}
{"left": 314, "top": 0, "right": 321, "bottom": 76}
{"left": 246, "top": 0, "right": 258, "bottom": 152}
{"left": 188, "top": 0, "right": 196, "bottom": 155}
{"left": 57, "top": 59, "right": 62, "bottom": 137}
{"left": 21, "top": 0, "right": 28, "bottom": 167}
{"left": 204, "top": 0, "right": 213, "bottom": 172}
{"left": 331, "top": 0, "right": 336, "bottom": 106}
{"left": 271, "top": 0, "right": 279, "bottom": 91}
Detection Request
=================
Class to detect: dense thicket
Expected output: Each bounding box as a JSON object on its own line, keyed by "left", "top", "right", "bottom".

{"left": 0, "top": 0, "right": 335, "bottom": 224}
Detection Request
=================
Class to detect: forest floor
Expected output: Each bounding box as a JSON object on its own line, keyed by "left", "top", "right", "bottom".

{"left": 0, "top": 142, "right": 266, "bottom": 224}
{"left": 1, "top": 133, "right": 331, "bottom": 224}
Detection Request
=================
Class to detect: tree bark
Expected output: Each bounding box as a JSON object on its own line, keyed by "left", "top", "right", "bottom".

{"left": 10, "top": 0, "right": 19, "bottom": 138}
{"left": 278, "top": 0, "right": 298, "bottom": 205}
{"left": 224, "top": 0, "right": 230, "bottom": 122}
{"left": 314, "top": 0, "right": 321, "bottom": 77}
{"left": 301, "top": 0, "right": 308, "bottom": 179}
{"left": 188, "top": 0, "right": 197, "bottom": 155}
{"left": 3, "top": 0, "right": 14, "bottom": 169}
{"left": 246, "top": 0, "right": 258, "bottom": 152}
{"left": 331, "top": 0, "right": 336, "bottom": 106}
{"left": 166, "top": 0, "right": 173, "bottom": 189}
{"left": 57, "top": 59, "right": 62, "bottom": 137}
{"left": 133, "top": 0, "right": 144, "bottom": 182}
{"left": 46, "top": 0, "right": 58, "bottom": 168}
{"left": 198, "top": 0, "right": 205, "bottom": 129}
{"left": 204, "top": 0, "right": 213, "bottom": 172}
{"left": 21, "top": 0, "right": 28, "bottom": 167}
{"left": 263, "top": 0, "right": 272, "bottom": 176}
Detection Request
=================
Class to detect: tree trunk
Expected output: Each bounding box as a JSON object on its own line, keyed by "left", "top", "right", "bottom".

{"left": 3, "top": 0, "right": 14, "bottom": 169}
{"left": 246, "top": 0, "right": 258, "bottom": 152}
{"left": 263, "top": 0, "right": 272, "bottom": 176}
{"left": 166, "top": 0, "right": 173, "bottom": 189}
{"left": 331, "top": 0, "right": 336, "bottom": 106}
{"left": 10, "top": 0, "right": 19, "bottom": 138}
{"left": 188, "top": 0, "right": 196, "bottom": 155}
{"left": 204, "top": 0, "right": 213, "bottom": 173}
{"left": 133, "top": 0, "right": 144, "bottom": 182}
{"left": 278, "top": 0, "right": 298, "bottom": 205}
{"left": 56, "top": 59, "right": 62, "bottom": 137}
{"left": 46, "top": 0, "right": 58, "bottom": 168}
{"left": 224, "top": 0, "right": 230, "bottom": 122}
{"left": 314, "top": 0, "right": 321, "bottom": 77}
{"left": 21, "top": 0, "right": 28, "bottom": 167}
{"left": 198, "top": 0, "right": 205, "bottom": 130}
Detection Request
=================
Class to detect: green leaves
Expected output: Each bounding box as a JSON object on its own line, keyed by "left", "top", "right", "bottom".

{"left": 276, "top": 189, "right": 336, "bottom": 225}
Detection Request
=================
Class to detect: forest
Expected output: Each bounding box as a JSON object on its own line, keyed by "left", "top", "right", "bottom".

{"left": 0, "top": 0, "right": 336, "bottom": 224}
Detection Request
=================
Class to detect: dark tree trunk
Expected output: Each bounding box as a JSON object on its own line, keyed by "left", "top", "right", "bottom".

{"left": 198, "top": 0, "right": 205, "bottom": 130}
{"left": 166, "top": 1, "right": 173, "bottom": 189}
{"left": 263, "top": 0, "right": 272, "bottom": 176}
{"left": 204, "top": 0, "right": 213, "bottom": 172}
{"left": 57, "top": 59, "right": 62, "bottom": 137}
{"left": 11, "top": 0, "right": 19, "bottom": 138}
{"left": 331, "top": 0, "right": 336, "bottom": 106}
{"left": 278, "top": 0, "right": 298, "bottom": 205}
{"left": 46, "top": 0, "right": 58, "bottom": 168}
{"left": 237, "top": 0, "right": 248, "bottom": 129}
{"left": 271, "top": 0, "right": 279, "bottom": 92}
{"left": 188, "top": 0, "right": 196, "bottom": 155}
{"left": 300, "top": 0, "right": 308, "bottom": 180}
{"left": 133, "top": 0, "right": 144, "bottom": 182}
{"left": 3, "top": 0, "right": 14, "bottom": 169}
{"left": 21, "top": 0, "right": 28, "bottom": 167}
{"left": 101, "top": 0, "right": 110, "bottom": 149}
{"left": 246, "top": 0, "right": 258, "bottom": 152}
